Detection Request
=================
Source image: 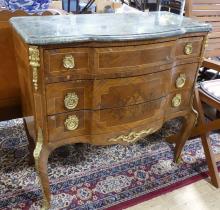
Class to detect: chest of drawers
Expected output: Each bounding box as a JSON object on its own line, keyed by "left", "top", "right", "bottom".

{"left": 11, "top": 12, "right": 211, "bottom": 208}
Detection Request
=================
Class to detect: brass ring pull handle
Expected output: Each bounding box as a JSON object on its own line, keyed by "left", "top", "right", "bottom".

{"left": 64, "top": 92, "right": 79, "bottom": 110}
{"left": 184, "top": 43, "right": 193, "bottom": 55}
{"left": 172, "top": 94, "right": 182, "bottom": 107}
{"left": 63, "top": 55, "right": 75, "bottom": 69}
{"left": 176, "top": 73, "right": 186, "bottom": 89}
{"left": 64, "top": 115, "right": 79, "bottom": 131}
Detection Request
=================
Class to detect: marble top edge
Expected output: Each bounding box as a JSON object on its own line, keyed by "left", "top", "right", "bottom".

{"left": 10, "top": 12, "right": 212, "bottom": 45}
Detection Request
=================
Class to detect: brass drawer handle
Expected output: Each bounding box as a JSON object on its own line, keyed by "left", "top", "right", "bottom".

{"left": 176, "top": 73, "right": 186, "bottom": 89}
{"left": 184, "top": 43, "right": 193, "bottom": 55}
{"left": 63, "top": 55, "right": 75, "bottom": 69}
{"left": 64, "top": 115, "right": 79, "bottom": 131}
{"left": 172, "top": 94, "right": 182, "bottom": 107}
{"left": 64, "top": 92, "right": 79, "bottom": 110}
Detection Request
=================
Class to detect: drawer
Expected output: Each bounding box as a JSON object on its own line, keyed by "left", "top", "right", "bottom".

{"left": 46, "top": 80, "right": 93, "bottom": 115}
{"left": 48, "top": 111, "right": 89, "bottom": 142}
{"left": 98, "top": 70, "right": 170, "bottom": 109}
{"left": 47, "top": 98, "right": 166, "bottom": 142}
{"left": 43, "top": 38, "right": 203, "bottom": 82}
{"left": 90, "top": 119, "right": 163, "bottom": 145}
{"left": 171, "top": 63, "right": 199, "bottom": 91}
{"left": 166, "top": 90, "right": 192, "bottom": 114}
{"left": 176, "top": 37, "right": 203, "bottom": 59}
{"left": 95, "top": 41, "right": 175, "bottom": 75}
{"left": 44, "top": 48, "right": 90, "bottom": 78}
{"left": 46, "top": 70, "right": 171, "bottom": 115}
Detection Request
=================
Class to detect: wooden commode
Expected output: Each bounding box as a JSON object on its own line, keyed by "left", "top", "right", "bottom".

{"left": 10, "top": 12, "right": 211, "bottom": 208}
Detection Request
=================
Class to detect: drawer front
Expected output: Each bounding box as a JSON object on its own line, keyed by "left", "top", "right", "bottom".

{"left": 171, "top": 63, "right": 199, "bottom": 91}
{"left": 166, "top": 90, "right": 192, "bottom": 114}
{"left": 94, "top": 70, "right": 170, "bottom": 109}
{"left": 95, "top": 41, "right": 175, "bottom": 74}
{"left": 97, "top": 98, "right": 164, "bottom": 132}
{"left": 90, "top": 119, "right": 163, "bottom": 145}
{"left": 43, "top": 38, "right": 203, "bottom": 82}
{"left": 44, "top": 48, "right": 90, "bottom": 78}
{"left": 176, "top": 37, "right": 203, "bottom": 59}
{"left": 48, "top": 111, "right": 89, "bottom": 142}
{"left": 47, "top": 98, "right": 165, "bottom": 142}
{"left": 46, "top": 80, "right": 93, "bottom": 115}
{"left": 46, "top": 70, "right": 171, "bottom": 115}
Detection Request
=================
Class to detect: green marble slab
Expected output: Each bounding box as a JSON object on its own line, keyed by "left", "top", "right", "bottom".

{"left": 10, "top": 12, "right": 212, "bottom": 45}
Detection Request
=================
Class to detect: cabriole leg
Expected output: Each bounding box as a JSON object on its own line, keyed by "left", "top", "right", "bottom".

{"left": 23, "top": 118, "right": 35, "bottom": 165}
{"left": 34, "top": 128, "right": 51, "bottom": 209}
{"left": 174, "top": 109, "right": 197, "bottom": 162}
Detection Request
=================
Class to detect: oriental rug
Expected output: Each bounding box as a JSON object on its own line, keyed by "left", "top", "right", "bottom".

{"left": 0, "top": 119, "right": 220, "bottom": 210}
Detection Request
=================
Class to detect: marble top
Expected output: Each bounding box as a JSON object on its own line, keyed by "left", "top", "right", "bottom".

{"left": 10, "top": 12, "right": 212, "bottom": 45}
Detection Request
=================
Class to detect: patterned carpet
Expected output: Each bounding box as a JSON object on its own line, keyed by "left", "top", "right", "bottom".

{"left": 0, "top": 119, "right": 220, "bottom": 210}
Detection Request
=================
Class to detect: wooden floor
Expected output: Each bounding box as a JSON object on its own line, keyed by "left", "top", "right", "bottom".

{"left": 126, "top": 175, "right": 220, "bottom": 210}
